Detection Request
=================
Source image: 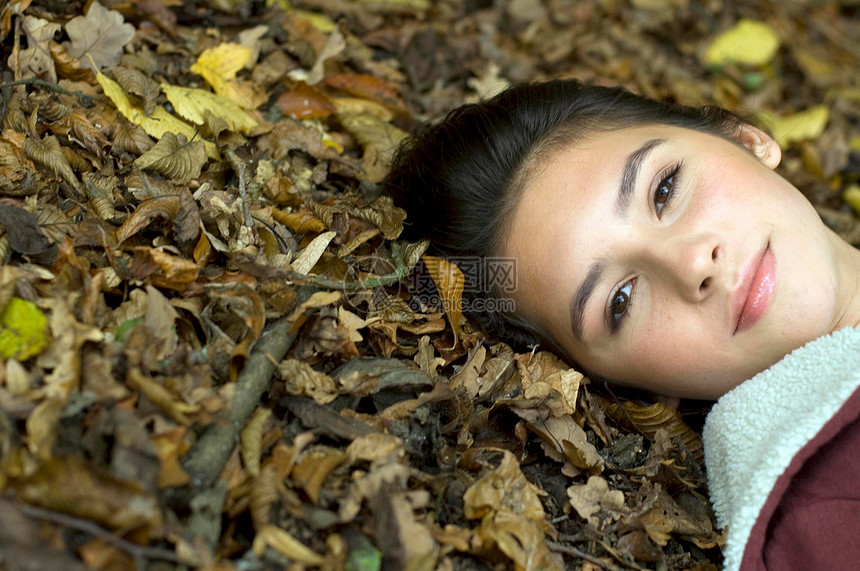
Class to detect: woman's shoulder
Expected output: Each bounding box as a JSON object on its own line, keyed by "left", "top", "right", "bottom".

{"left": 703, "top": 326, "right": 860, "bottom": 571}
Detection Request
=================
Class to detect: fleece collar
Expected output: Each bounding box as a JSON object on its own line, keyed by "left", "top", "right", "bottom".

{"left": 702, "top": 326, "right": 860, "bottom": 571}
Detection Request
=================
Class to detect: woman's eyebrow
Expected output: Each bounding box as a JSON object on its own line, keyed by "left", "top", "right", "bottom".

{"left": 615, "top": 138, "right": 667, "bottom": 219}
{"left": 570, "top": 260, "right": 605, "bottom": 344}
{"left": 570, "top": 138, "right": 667, "bottom": 343}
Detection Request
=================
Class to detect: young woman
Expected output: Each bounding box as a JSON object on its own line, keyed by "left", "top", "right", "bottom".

{"left": 384, "top": 80, "right": 860, "bottom": 570}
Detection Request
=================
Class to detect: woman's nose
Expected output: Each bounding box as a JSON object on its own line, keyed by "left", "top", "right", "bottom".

{"left": 655, "top": 234, "right": 721, "bottom": 301}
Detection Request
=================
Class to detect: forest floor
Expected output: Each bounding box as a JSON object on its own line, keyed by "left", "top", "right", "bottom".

{"left": 0, "top": 0, "right": 858, "bottom": 570}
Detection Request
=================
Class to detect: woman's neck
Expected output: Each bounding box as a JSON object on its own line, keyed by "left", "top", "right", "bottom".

{"left": 829, "top": 233, "right": 860, "bottom": 333}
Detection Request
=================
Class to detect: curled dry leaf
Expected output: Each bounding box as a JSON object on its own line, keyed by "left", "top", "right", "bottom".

{"left": 127, "top": 369, "right": 199, "bottom": 425}
{"left": 596, "top": 396, "right": 704, "bottom": 464}
{"left": 292, "top": 230, "right": 336, "bottom": 274}
{"left": 291, "top": 447, "right": 346, "bottom": 504}
{"left": 252, "top": 524, "right": 325, "bottom": 565}
{"left": 528, "top": 416, "right": 604, "bottom": 473}
{"left": 337, "top": 112, "right": 408, "bottom": 183}
{"left": 22, "top": 135, "right": 81, "bottom": 192}
{"left": 240, "top": 406, "right": 272, "bottom": 476}
{"left": 106, "top": 66, "right": 160, "bottom": 115}
{"left": 117, "top": 195, "right": 180, "bottom": 244}
{"left": 248, "top": 463, "right": 278, "bottom": 531}
{"left": 134, "top": 132, "right": 207, "bottom": 185}
{"left": 111, "top": 122, "right": 155, "bottom": 155}
{"left": 423, "top": 255, "right": 464, "bottom": 346}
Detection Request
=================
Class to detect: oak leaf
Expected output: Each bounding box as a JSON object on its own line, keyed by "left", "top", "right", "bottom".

{"left": 12, "top": 16, "right": 60, "bottom": 82}
{"left": 64, "top": 2, "right": 134, "bottom": 71}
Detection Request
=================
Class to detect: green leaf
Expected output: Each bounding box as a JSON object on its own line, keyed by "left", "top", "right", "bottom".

{"left": 0, "top": 298, "right": 49, "bottom": 360}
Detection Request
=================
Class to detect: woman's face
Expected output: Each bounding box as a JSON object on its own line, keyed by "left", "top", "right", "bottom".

{"left": 504, "top": 123, "right": 859, "bottom": 399}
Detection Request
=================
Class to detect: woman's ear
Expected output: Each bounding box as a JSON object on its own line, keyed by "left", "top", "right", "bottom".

{"left": 737, "top": 123, "right": 781, "bottom": 169}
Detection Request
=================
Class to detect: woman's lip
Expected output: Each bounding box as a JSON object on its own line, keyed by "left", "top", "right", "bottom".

{"left": 733, "top": 243, "right": 776, "bottom": 335}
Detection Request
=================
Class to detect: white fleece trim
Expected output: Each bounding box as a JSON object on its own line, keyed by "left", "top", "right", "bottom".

{"left": 703, "top": 326, "right": 860, "bottom": 571}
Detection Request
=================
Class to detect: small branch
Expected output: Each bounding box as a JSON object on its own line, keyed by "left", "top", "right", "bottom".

{"left": 0, "top": 78, "right": 96, "bottom": 105}
{"left": 547, "top": 540, "right": 624, "bottom": 571}
{"left": 182, "top": 317, "right": 299, "bottom": 488}
{"left": 21, "top": 504, "right": 182, "bottom": 570}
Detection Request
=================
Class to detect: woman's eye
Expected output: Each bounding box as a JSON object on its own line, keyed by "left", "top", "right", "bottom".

{"left": 609, "top": 279, "right": 635, "bottom": 332}
{"left": 654, "top": 163, "right": 681, "bottom": 218}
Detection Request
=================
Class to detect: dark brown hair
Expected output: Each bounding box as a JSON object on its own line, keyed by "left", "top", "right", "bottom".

{"left": 384, "top": 79, "right": 748, "bottom": 354}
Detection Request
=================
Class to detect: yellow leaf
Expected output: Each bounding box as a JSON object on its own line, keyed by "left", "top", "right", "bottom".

{"left": 705, "top": 19, "right": 780, "bottom": 67}
{"left": 161, "top": 83, "right": 258, "bottom": 134}
{"left": 422, "top": 255, "right": 464, "bottom": 347}
{"left": 0, "top": 297, "right": 48, "bottom": 360}
{"left": 767, "top": 105, "right": 829, "bottom": 148}
{"left": 843, "top": 184, "right": 860, "bottom": 216}
{"left": 97, "top": 72, "right": 219, "bottom": 159}
{"left": 190, "top": 44, "right": 253, "bottom": 108}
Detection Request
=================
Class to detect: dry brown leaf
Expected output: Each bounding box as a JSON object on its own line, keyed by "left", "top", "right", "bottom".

{"left": 463, "top": 450, "right": 562, "bottom": 570}
{"left": 249, "top": 464, "right": 278, "bottom": 530}
{"left": 449, "top": 343, "right": 485, "bottom": 397}
{"left": 567, "top": 475, "right": 628, "bottom": 528}
{"left": 293, "top": 230, "right": 336, "bottom": 274}
{"left": 134, "top": 132, "right": 207, "bottom": 185}
{"left": 346, "top": 433, "right": 404, "bottom": 464}
{"left": 22, "top": 134, "right": 81, "bottom": 192}
{"left": 25, "top": 396, "right": 64, "bottom": 461}
{"left": 528, "top": 416, "right": 604, "bottom": 473}
{"left": 130, "top": 247, "right": 199, "bottom": 291}
{"left": 106, "top": 66, "right": 160, "bottom": 115}
{"left": 413, "top": 335, "right": 445, "bottom": 380}
{"left": 276, "top": 82, "right": 336, "bottom": 119}
{"left": 596, "top": 396, "right": 704, "bottom": 464}
{"left": 291, "top": 447, "right": 346, "bottom": 504}
{"left": 127, "top": 369, "right": 199, "bottom": 425}
{"left": 12, "top": 16, "right": 60, "bottom": 82}
{"left": 240, "top": 407, "right": 271, "bottom": 477}
{"left": 423, "top": 255, "right": 464, "bottom": 346}
{"left": 252, "top": 524, "right": 325, "bottom": 565}
{"left": 278, "top": 358, "right": 339, "bottom": 404}
{"left": 9, "top": 455, "right": 163, "bottom": 538}
{"left": 337, "top": 112, "right": 408, "bottom": 183}
{"left": 64, "top": 2, "right": 135, "bottom": 71}
{"left": 325, "top": 73, "right": 409, "bottom": 116}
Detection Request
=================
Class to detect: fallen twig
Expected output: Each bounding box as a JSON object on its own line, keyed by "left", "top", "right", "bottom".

{"left": 21, "top": 504, "right": 182, "bottom": 570}
{"left": 182, "top": 317, "right": 299, "bottom": 488}
{"left": 0, "top": 78, "right": 96, "bottom": 105}
{"left": 547, "top": 540, "right": 624, "bottom": 571}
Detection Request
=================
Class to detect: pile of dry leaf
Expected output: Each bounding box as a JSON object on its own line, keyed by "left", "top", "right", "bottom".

{"left": 0, "top": 0, "right": 857, "bottom": 570}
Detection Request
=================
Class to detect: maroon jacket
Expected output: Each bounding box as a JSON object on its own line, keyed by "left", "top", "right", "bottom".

{"left": 703, "top": 326, "right": 860, "bottom": 570}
